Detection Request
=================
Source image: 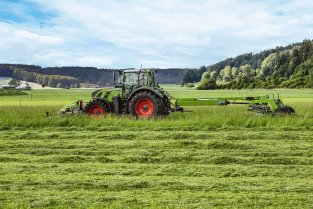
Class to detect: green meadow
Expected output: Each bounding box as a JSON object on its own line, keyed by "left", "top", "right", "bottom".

{"left": 0, "top": 87, "right": 313, "bottom": 208}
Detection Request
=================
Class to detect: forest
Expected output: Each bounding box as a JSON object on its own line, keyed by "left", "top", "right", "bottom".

{"left": 0, "top": 65, "right": 189, "bottom": 88}
{"left": 184, "top": 39, "right": 313, "bottom": 89}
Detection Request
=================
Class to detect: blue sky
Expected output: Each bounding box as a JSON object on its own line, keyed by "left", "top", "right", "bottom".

{"left": 0, "top": 0, "right": 313, "bottom": 68}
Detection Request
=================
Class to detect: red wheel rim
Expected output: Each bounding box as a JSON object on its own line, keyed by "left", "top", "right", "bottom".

{"left": 135, "top": 99, "right": 154, "bottom": 117}
{"left": 88, "top": 105, "right": 105, "bottom": 116}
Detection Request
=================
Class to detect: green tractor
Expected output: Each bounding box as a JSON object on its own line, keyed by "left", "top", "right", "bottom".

{"left": 59, "top": 69, "right": 295, "bottom": 117}
{"left": 60, "top": 69, "right": 182, "bottom": 117}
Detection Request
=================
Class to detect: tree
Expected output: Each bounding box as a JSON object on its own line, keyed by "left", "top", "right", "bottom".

{"left": 57, "top": 83, "right": 63, "bottom": 88}
{"left": 231, "top": 67, "right": 238, "bottom": 80}
{"left": 289, "top": 47, "right": 301, "bottom": 73}
{"left": 42, "top": 76, "right": 48, "bottom": 85}
{"left": 260, "top": 53, "right": 277, "bottom": 79}
{"left": 182, "top": 69, "right": 202, "bottom": 83}
{"left": 196, "top": 78, "right": 217, "bottom": 90}
{"left": 222, "top": 66, "right": 232, "bottom": 83}
{"left": 239, "top": 64, "right": 253, "bottom": 77}
{"left": 74, "top": 83, "right": 80, "bottom": 88}
{"left": 309, "top": 68, "right": 313, "bottom": 88}
{"left": 8, "top": 78, "right": 19, "bottom": 87}
{"left": 201, "top": 72, "right": 210, "bottom": 80}
{"left": 210, "top": 71, "right": 217, "bottom": 80}
{"left": 301, "top": 39, "right": 313, "bottom": 61}
{"left": 199, "top": 66, "right": 207, "bottom": 74}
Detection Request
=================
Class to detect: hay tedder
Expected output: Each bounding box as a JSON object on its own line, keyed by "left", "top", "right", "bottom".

{"left": 59, "top": 69, "right": 295, "bottom": 117}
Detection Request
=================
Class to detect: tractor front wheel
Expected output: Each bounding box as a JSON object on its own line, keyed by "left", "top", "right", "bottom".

{"left": 83, "top": 99, "right": 108, "bottom": 117}
{"left": 128, "top": 91, "right": 162, "bottom": 118}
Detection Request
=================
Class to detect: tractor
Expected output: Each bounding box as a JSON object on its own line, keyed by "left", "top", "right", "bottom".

{"left": 59, "top": 69, "right": 295, "bottom": 117}
{"left": 60, "top": 69, "right": 183, "bottom": 117}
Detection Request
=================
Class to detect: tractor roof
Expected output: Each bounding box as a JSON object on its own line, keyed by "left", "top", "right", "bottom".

{"left": 123, "top": 69, "right": 152, "bottom": 73}
{"left": 123, "top": 69, "right": 140, "bottom": 73}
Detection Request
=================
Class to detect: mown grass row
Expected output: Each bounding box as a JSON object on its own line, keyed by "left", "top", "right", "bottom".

{"left": 0, "top": 130, "right": 313, "bottom": 165}
{"left": 0, "top": 129, "right": 313, "bottom": 208}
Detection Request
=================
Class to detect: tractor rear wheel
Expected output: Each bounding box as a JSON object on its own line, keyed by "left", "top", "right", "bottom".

{"left": 83, "top": 99, "right": 108, "bottom": 117}
{"left": 128, "top": 91, "right": 163, "bottom": 118}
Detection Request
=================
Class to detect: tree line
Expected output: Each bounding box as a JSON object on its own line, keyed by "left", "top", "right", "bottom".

{"left": 0, "top": 64, "right": 191, "bottom": 88}
{"left": 183, "top": 40, "right": 313, "bottom": 89}
{"left": 0, "top": 65, "right": 81, "bottom": 88}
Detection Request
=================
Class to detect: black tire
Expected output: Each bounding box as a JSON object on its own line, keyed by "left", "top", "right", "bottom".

{"left": 275, "top": 106, "right": 295, "bottom": 115}
{"left": 128, "top": 91, "right": 164, "bottom": 118}
{"left": 96, "top": 99, "right": 112, "bottom": 112}
{"left": 160, "top": 97, "right": 170, "bottom": 116}
{"left": 285, "top": 106, "right": 295, "bottom": 114}
{"left": 112, "top": 96, "right": 121, "bottom": 115}
{"left": 83, "top": 99, "right": 109, "bottom": 116}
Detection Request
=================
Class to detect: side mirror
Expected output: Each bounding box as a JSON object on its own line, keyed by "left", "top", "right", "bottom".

{"left": 113, "top": 71, "right": 116, "bottom": 86}
{"left": 112, "top": 70, "right": 124, "bottom": 88}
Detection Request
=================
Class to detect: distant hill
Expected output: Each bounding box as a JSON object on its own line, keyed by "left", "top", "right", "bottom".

{"left": 184, "top": 39, "right": 313, "bottom": 89}
{"left": 0, "top": 64, "right": 191, "bottom": 88}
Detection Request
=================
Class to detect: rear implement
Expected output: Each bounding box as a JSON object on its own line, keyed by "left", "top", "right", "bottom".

{"left": 177, "top": 94, "right": 295, "bottom": 115}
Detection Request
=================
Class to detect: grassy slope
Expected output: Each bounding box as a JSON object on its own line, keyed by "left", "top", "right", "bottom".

{"left": 0, "top": 88, "right": 313, "bottom": 208}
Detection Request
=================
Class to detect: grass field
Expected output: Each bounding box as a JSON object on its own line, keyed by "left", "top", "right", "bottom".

{"left": 0, "top": 87, "right": 313, "bottom": 208}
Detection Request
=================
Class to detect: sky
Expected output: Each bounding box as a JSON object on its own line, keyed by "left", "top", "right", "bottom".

{"left": 0, "top": 0, "right": 312, "bottom": 69}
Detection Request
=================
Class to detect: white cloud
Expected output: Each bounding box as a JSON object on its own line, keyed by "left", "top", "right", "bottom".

{"left": 1, "top": 0, "right": 313, "bottom": 68}
{"left": 14, "top": 30, "right": 64, "bottom": 45}
{"left": 33, "top": 51, "right": 114, "bottom": 66}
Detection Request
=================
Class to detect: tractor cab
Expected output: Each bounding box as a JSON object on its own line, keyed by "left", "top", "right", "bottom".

{"left": 113, "top": 69, "right": 157, "bottom": 99}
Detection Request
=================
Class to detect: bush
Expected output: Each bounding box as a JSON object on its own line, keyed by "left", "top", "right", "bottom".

{"left": 186, "top": 83, "right": 195, "bottom": 88}
{"left": 196, "top": 79, "right": 217, "bottom": 90}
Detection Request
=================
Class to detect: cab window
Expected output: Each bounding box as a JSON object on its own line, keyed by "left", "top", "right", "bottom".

{"left": 124, "top": 73, "right": 138, "bottom": 85}
{"left": 139, "top": 73, "right": 147, "bottom": 85}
